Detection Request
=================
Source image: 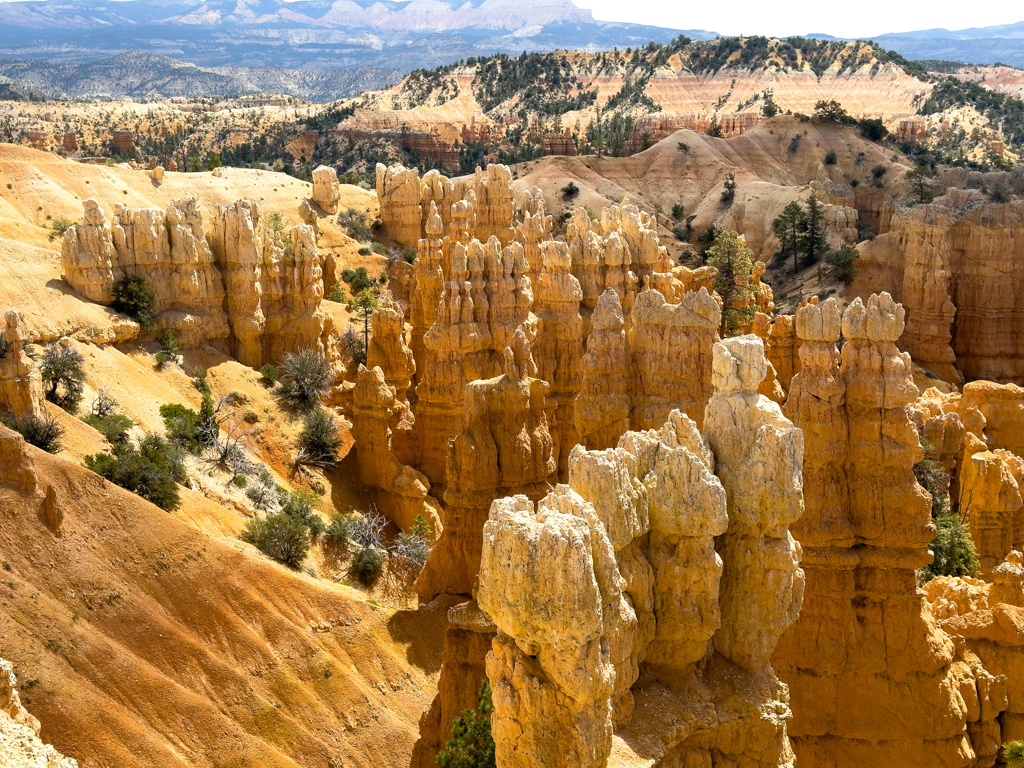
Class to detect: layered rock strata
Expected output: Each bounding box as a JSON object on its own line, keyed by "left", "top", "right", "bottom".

{"left": 311, "top": 165, "right": 341, "bottom": 214}
{"left": 475, "top": 334, "right": 803, "bottom": 767}
{"left": 1, "top": 657, "right": 78, "bottom": 768}
{"left": 772, "top": 294, "right": 973, "bottom": 766}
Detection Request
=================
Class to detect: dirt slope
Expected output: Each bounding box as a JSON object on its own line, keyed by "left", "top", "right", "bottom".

{"left": 0, "top": 438, "right": 452, "bottom": 768}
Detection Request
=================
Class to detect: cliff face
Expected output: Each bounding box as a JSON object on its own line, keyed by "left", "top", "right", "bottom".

{"left": 866, "top": 190, "right": 1024, "bottom": 384}
{"left": 61, "top": 197, "right": 334, "bottom": 368}
{"left": 1, "top": 657, "right": 78, "bottom": 768}
{"left": 476, "top": 335, "right": 803, "bottom": 768}
{"left": 772, "top": 294, "right": 972, "bottom": 767}
{"left": 0, "top": 311, "right": 44, "bottom": 419}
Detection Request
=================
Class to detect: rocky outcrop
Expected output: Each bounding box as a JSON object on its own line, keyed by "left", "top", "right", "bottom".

{"left": 772, "top": 294, "right": 972, "bottom": 767}
{"left": 351, "top": 365, "right": 440, "bottom": 533}
{"left": 61, "top": 198, "right": 332, "bottom": 368}
{"left": 961, "top": 382, "right": 1024, "bottom": 457}
{"left": 311, "top": 165, "right": 341, "bottom": 214}
{"left": 474, "top": 335, "right": 803, "bottom": 768}
{"left": 415, "top": 331, "right": 556, "bottom": 600}
{"left": 0, "top": 658, "right": 78, "bottom": 768}
{"left": 532, "top": 241, "right": 584, "bottom": 477}
{"left": 960, "top": 439, "right": 1024, "bottom": 576}
{"left": 0, "top": 423, "right": 37, "bottom": 492}
{"left": 0, "top": 311, "right": 43, "bottom": 419}
{"left": 574, "top": 287, "right": 721, "bottom": 451}
{"left": 872, "top": 197, "right": 1024, "bottom": 384}
{"left": 411, "top": 239, "right": 535, "bottom": 489}
{"left": 376, "top": 164, "right": 422, "bottom": 248}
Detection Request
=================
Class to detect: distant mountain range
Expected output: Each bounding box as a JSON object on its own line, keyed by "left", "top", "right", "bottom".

{"left": 0, "top": 0, "right": 712, "bottom": 71}
{"left": 0, "top": 52, "right": 402, "bottom": 100}
{"left": 816, "top": 21, "right": 1024, "bottom": 67}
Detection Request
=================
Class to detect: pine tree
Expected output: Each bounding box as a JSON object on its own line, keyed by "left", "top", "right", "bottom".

{"left": 799, "top": 195, "right": 828, "bottom": 267}
{"left": 773, "top": 201, "right": 806, "bottom": 275}
{"left": 436, "top": 681, "right": 496, "bottom": 768}
{"left": 706, "top": 229, "right": 756, "bottom": 337}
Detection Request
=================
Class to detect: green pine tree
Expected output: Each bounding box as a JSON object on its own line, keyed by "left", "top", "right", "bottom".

{"left": 436, "top": 681, "right": 496, "bottom": 768}
{"left": 773, "top": 200, "right": 806, "bottom": 276}
{"left": 799, "top": 195, "right": 829, "bottom": 267}
{"left": 706, "top": 229, "right": 756, "bottom": 337}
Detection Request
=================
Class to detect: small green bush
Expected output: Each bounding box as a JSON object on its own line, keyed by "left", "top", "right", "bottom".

{"left": 337, "top": 208, "right": 372, "bottom": 241}
{"left": 561, "top": 181, "right": 579, "bottom": 200}
{"left": 260, "top": 364, "right": 279, "bottom": 386}
{"left": 341, "top": 266, "right": 373, "bottom": 293}
{"left": 40, "top": 344, "right": 86, "bottom": 413}
{"left": 671, "top": 203, "right": 685, "bottom": 220}
{"left": 327, "top": 282, "right": 346, "bottom": 302}
{"left": 1004, "top": 740, "right": 1024, "bottom": 768}
{"left": 155, "top": 330, "right": 179, "bottom": 370}
{"left": 84, "top": 435, "right": 186, "bottom": 511}
{"left": 357, "top": 246, "right": 371, "bottom": 256}
{"left": 245, "top": 468, "right": 278, "bottom": 511}
{"left": 281, "top": 349, "right": 334, "bottom": 405}
{"left": 160, "top": 394, "right": 217, "bottom": 454}
{"left": 48, "top": 215, "right": 76, "bottom": 240}
{"left": 111, "top": 274, "right": 157, "bottom": 331}
{"left": 437, "top": 680, "right": 495, "bottom": 768}
{"left": 191, "top": 366, "right": 211, "bottom": 395}
{"left": 1, "top": 414, "right": 64, "bottom": 453}
{"left": 826, "top": 245, "right": 859, "bottom": 285}
{"left": 921, "top": 513, "right": 979, "bottom": 582}
{"left": 871, "top": 164, "right": 887, "bottom": 181}
{"left": 324, "top": 513, "right": 358, "bottom": 546}
{"left": 350, "top": 546, "right": 386, "bottom": 586}
{"left": 242, "top": 511, "right": 310, "bottom": 568}
{"left": 402, "top": 247, "right": 417, "bottom": 264}
{"left": 83, "top": 412, "right": 133, "bottom": 444}
{"left": 371, "top": 241, "right": 386, "bottom": 255}
{"left": 299, "top": 407, "right": 341, "bottom": 463}
{"left": 824, "top": 149, "right": 838, "bottom": 165}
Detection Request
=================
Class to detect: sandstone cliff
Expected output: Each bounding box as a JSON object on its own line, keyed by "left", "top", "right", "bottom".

{"left": 1, "top": 657, "right": 78, "bottom": 768}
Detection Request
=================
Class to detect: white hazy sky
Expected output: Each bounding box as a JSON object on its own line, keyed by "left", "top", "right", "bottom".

{"left": 573, "top": 0, "right": 1022, "bottom": 39}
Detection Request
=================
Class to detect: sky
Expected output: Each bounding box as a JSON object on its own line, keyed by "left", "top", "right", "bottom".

{"left": 573, "top": 0, "right": 1023, "bottom": 39}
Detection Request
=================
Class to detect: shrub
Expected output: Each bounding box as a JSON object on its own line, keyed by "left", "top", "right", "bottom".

{"left": 357, "top": 246, "right": 371, "bottom": 256}
{"left": 856, "top": 219, "right": 876, "bottom": 241}
{"left": 1, "top": 414, "right": 64, "bottom": 453}
{"left": 813, "top": 99, "right": 850, "bottom": 123}
{"left": 111, "top": 274, "right": 157, "bottom": 331}
{"left": 84, "top": 435, "right": 186, "bottom": 511}
{"left": 341, "top": 266, "right": 373, "bottom": 293}
{"left": 40, "top": 344, "right": 86, "bottom": 413}
{"left": 337, "top": 208, "right": 372, "bottom": 241}
{"left": 858, "top": 118, "right": 888, "bottom": 141}
{"left": 402, "top": 247, "right": 417, "bottom": 264}
{"left": 871, "top": 164, "right": 887, "bottom": 181}
{"left": 824, "top": 149, "right": 838, "bottom": 165}
{"left": 48, "top": 215, "right": 76, "bottom": 240}
{"left": 327, "top": 282, "right": 346, "bottom": 302}
{"left": 281, "top": 349, "right": 334, "bottom": 405}
{"left": 242, "top": 512, "right": 310, "bottom": 568}
{"left": 921, "top": 513, "right": 979, "bottom": 581}
{"left": 260, "top": 364, "right": 279, "bottom": 386}
{"left": 1005, "top": 741, "right": 1024, "bottom": 768}
{"left": 191, "top": 366, "right": 211, "bottom": 395}
{"left": 671, "top": 203, "right": 685, "bottom": 220}
{"left": 677, "top": 141, "right": 689, "bottom": 153}
{"left": 826, "top": 245, "right": 859, "bottom": 285}
{"left": 83, "top": 412, "right": 133, "bottom": 444}
{"left": 350, "top": 546, "right": 386, "bottom": 586}
{"left": 339, "top": 327, "right": 366, "bottom": 367}
{"left": 371, "top": 241, "right": 386, "bottom": 255}
{"left": 324, "top": 513, "right": 358, "bottom": 546}
{"left": 299, "top": 407, "right": 341, "bottom": 463}
{"left": 245, "top": 468, "right": 278, "bottom": 512}
{"left": 280, "top": 488, "right": 324, "bottom": 536}
{"left": 561, "top": 181, "right": 579, "bottom": 200}
{"left": 436, "top": 680, "right": 495, "bottom": 768}
{"left": 155, "top": 330, "right": 179, "bottom": 370}
{"left": 160, "top": 393, "right": 217, "bottom": 453}
{"left": 788, "top": 135, "right": 801, "bottom": 153}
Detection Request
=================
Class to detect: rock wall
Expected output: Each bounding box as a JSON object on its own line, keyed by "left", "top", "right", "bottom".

{"left": 475, "top": 334, "right": 802, "bottom": 768}
{"left": 415, "top": 331, "right": 556, "bottom": 601}
{"left": 61, "top": 197, "right": 333, "bottom": 369}
{"left": 575, "top": 287, "right": 721, "bottom": 450}
{"left": 872, "top": 196, "right": 1024, "bottom": 384}
{"left": 772, "top": 294, "right": 973, "bottom": 767}
{"left": 351, "top": 365, "right": 440, "bottom": 534}
{"left": 0, "top": 311, "right": 44, "bottom": 419}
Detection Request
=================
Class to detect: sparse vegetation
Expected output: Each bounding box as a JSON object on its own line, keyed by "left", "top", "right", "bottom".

{"left": 720, "top": 172, "right": 737, "bottom": 204}
{"left": 111, "top": 273, "right": 157, "bottom": 331}
{"left": 1004, "top": 741, "right": 1024, "bottom": 768}
{"left": 84, "top": 435, "right": 186, "bottom": 511}
{"left": 260, "top": 364, "right": 279, "bottom": 386}
{"left": 242, "top": 511, "right": 311, "bottom": 568}
{"left": 823, "top": 149, "right": 838, "bottom": 165}
{"left": 826, "top": 244, "right": 859, "bottom": 285}
{"left": 1, "top": 413, "right": 64, "bottom": 453}
{"left": 437, "top": 680, "right": 496, "bottom": 768}
{"left": 47, "top": 215, "right": 76, "bottom": 241}
{"left": 337, "top": 208, "right": 372, "bottom": 241}
{"left": 40, "top": 343, "right": 86, "bottom": 413}
{"left": 280, "top": 349, "right": 334, "bottom": 406}
{"left": 155, "top": 330, "right": 179, "bottom": 370}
